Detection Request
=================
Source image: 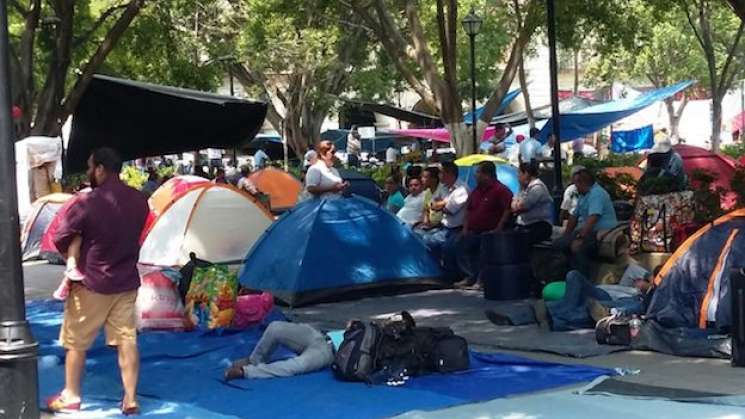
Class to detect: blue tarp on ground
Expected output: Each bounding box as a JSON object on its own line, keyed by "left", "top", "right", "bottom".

{"left": 458, "top": 164, "right": 520, "bottom": 195}
{"left": 239, "top": 197, "right": 442, "bottom": 306}
{"left": 30, "top": 300, "right": 614, "bottom": 419}
{"left": 463, "top": 89, "right": 522, "bottom": 124}
{"left": 538, "top": 81, "right": 694, "bottom": 142}
{"left": 611, "top": 125, "right": 654, "bottom": 153}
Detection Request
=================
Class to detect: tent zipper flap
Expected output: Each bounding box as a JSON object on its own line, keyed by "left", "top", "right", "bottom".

{"left": 699, "top": 228, "right": 740, "bottom": 329}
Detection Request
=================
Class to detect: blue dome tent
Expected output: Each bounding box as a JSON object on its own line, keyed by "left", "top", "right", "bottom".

{"left": 239, "top": 197, "right": 442, "bottom": 306}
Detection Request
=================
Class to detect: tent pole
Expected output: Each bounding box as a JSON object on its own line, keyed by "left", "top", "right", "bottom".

{"left": 0, "top": 1, "right": 40, "bottom": 417}
{"left": 547, "top": 0, "right": 563, "bottom": 221}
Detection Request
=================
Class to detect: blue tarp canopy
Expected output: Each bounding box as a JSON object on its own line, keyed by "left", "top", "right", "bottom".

{"left": 239, "top": 197, "right": 442, "bottom": 306}
{"left": 611, "top": 125, "right": 654, "bottom": 153}
{"left": 463, "top": 89, "right": 522, "bottom": 124}
{"left": 337, "top": 169, "right": 383, "bottom": 203}
{"left": 538, "top": 81, "right": 694, "bottom": 142}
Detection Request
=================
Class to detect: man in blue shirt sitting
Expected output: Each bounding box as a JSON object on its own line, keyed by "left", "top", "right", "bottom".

{"left": 553, "top": 168, "right": 617, "bottom": 276}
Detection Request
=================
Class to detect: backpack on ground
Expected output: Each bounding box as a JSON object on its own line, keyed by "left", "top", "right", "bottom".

{"left": 595, "top": 315, "right": 631, "bottom": 346}
{"left": 412, "top": 326, "right": 470, "bottom": 373}
{"left": 331, "top": 321, "right": 382, "bottom": 382}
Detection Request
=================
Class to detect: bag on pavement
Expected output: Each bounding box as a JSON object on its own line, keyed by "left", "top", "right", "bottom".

{"left": 331, "top": 321, "right": 382, "bottom": 382}
{"left": 232, "top": 292, "right": 274, "bottom": 329}
{"left": 595, "top": 315, "right": 631, "bottom": 346}
{"left": 136, "top": 268, "right": 186, "bottom": 331}
{"left": 184, "top": 264, "right": 238, "bottom": 330}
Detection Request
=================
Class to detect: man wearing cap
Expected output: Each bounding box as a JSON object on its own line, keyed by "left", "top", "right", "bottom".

{"left": 642, "top": 137, "right": 687, "bottom": 191}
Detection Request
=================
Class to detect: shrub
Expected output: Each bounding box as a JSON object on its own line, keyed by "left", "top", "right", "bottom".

{"left": 722, "top": 142, "right": 745, "bottom": 160}
{"left": 732, "top": 165, "right": 745, "bottom": 209}
{"left": 690, "top": 169, "right": 725, "bottom": 224}
{"left": 120, "top": 165, "right": 147, "bottom": 190}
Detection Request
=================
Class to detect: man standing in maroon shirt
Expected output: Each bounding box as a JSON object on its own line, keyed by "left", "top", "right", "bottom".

{"left": 455, "top": 161, "right": 513, "bottom": 289}
{"left": 47, "top": 148, "right": 148, "bottom": 415}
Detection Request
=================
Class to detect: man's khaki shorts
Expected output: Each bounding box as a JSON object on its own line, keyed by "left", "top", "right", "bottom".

{"left": 60, "top": 284, "right": 138, "bottom": 351}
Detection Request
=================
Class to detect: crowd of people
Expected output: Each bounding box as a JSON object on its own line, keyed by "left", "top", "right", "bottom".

{"left": 298, "top": 138, "right": 620, "bottom": 291}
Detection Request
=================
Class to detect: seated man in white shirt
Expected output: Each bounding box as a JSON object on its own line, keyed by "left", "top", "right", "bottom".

{"left": 415, "top": 162, "right": 469, "bottom": 278}
{"left": 397, "top": 177, "right": 426, "bottom": 226}
{"left": 519, "top": 128, "right": 543, "bottom": 164}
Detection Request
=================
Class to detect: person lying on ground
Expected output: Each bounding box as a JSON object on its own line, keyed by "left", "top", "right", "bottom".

{"left": 509, "top": 162, "right": 554, "bottom": 245}
{"left": 485, "top": 265, "right": 659, "bottom": 331}
{"left": 552, "top": 168, "right": 618, "bottom": 277}
{"left": 454, "top": 161, "right": 513, "bottom": 290}
{"left": 225, "top": 321, "right": 334, "bottom": 380}
{"left": 384, "top": 176, "right": 405, "bottom": 214}
{"left": 397, "top": 177, "right": 426, "bottom": 226}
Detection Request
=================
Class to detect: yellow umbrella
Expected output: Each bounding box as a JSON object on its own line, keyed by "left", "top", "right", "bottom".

{"left": 454, "top": 154, "right": 507, "bottom": 167}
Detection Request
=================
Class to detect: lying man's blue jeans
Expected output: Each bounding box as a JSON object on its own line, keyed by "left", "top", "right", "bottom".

{"left": 546, "top": 270, "right": 643, "bottom": 331}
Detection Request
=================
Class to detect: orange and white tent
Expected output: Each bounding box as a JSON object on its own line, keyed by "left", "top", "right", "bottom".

{"left": 149, "top": 175, "right": 209, "bottom": 215}
{"left": 139, "top": 184, "right": 273, "bottom": 266}
{"left": 248, "top": 167, "right": 302, "bottom": 212}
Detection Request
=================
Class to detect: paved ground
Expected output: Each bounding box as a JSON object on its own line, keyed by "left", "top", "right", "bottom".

{"left": 24, "top": 262, "right": 745, "bottom": 416}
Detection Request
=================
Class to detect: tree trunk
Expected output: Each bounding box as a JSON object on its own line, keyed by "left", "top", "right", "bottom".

{"left": 712, "top": 95, "right": 723, "bottom": 152}
{"left": 573, "top": 48, "right": 580, "bottom": 95}
{"left": 517, "top": 52, "right": 535, "bottom": 129}
{"left": 445, "top": 121, "right": 473, "bottom": 156}
{"left": 664, "top": 94, "right": 689, "bottom": 143}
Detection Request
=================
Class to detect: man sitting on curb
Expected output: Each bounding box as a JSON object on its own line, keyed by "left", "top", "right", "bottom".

{"left": 455, "top": 161, "right": 513, "bottom": 289}
{"left": 553, "top": 168, "right": 618, "bottom": 277}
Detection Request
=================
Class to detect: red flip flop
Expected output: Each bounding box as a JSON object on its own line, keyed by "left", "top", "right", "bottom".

{"left": 46, "top": 393, "right": 81, "bottom": 413}
{"left": 121, "top": 401, "right": 140, "bottom": 416}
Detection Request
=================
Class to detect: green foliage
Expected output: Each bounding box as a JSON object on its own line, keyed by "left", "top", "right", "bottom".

{"left": 690, "top": 169, "right": 725, "bottom": 224}
{"left": 722, "top": 143, "right": 745, "bottom": 159}
{"left": 359, "top": 165, "right": 393, "bottom": 188}
{"left": 61, "top": 173, "right": 88, "bottom": 193}
{"left": 732, "top": 166, "right": 745, "bottom": 209}
{"left": 120, "top": 166, "right": 147, "bottom": 190}
{"left": 157, "top": 166, "right": 175, "bottom": 180}
{"left": 596, "top": 172, "right": 638, "bottom": 201}
{"left": 637, "top": 176, "right": 678, "bottom": 196}
{"left": 574, "top": 153, "right": 643, "bottom": 171}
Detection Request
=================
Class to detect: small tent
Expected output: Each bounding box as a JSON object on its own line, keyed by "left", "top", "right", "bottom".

{"left": 248, "top": 168, "right": 302, "bottom": 212}
{"left": 239, "top": 197, "right": 442, "bottom": 306}
{"left": 139, "top": 184, "right": 273, "bottom": 266}
{"left": 21, "top": 193, "right": 72, "bottom": 261}
{"left": 454, "top": 155, "right": 519, "bottom": 194}
{"left": 149, "top": 175, "right": 209, "bottom": 215}
{"left": 646, "top": 209, "right": 745, "bottom": 330}
{"left": 40, "top": 191, "right": 88, "bottom": 264}
{"left": 337, "top": 169, "right": 382, "bottom": 203}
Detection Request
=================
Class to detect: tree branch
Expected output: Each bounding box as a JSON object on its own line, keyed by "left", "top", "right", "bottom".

{"left": 62, "top": 0, "right": 146, "bottom": 118}
{"left": 73, "top": 3, "right": 129, "bottom": 48}
{"left": 718, "top": 20, "right": 745, "bottom": 94}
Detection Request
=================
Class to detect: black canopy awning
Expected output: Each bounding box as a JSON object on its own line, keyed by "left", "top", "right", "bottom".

{"left": 66, "top": 75, "right": 267, "bottom": 172}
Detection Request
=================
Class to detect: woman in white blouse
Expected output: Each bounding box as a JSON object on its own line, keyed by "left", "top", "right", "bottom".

{"left": 305, "top": 141, "right": 348, "bottom": 199}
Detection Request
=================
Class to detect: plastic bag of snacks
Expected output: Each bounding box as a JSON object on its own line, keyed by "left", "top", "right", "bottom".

{"left": 184, "top": 265, "right": 238, "bottom": 330}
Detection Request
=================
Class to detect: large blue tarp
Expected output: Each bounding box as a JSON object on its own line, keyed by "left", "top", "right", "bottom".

{"left": 239, "top": 197, "right": 442, "bottom": 306}
{"left": 538, "top": 81, "right": 694, "bottom": 142}
{"left": 30, "top": 300, "right": 613, "bottom": 419}
{"left": 611, "top": 125, "right": 654, "bottom": 153}
{"left": 463, "top": 89, "right": 522, "bottom": 124}
{"left": 321, "top": 129, "right": 403, "bottom": 154}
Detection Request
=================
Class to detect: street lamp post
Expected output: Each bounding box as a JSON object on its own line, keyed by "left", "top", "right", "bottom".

{"left": 0, "top": 1, "right": 40, "bottom": 418}
{"left": 547, "top": 0, "right": 564, "bottom": 219}
{"left": 462, "top": 8, "right": 482, "bottom": 152}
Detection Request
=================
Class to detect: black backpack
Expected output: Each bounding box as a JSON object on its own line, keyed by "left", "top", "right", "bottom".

{"left": 412, "top": 327, "right": 470, "bottom": 373}
{"left": 331, "top": 321, "right": 382, "bottom": 382}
